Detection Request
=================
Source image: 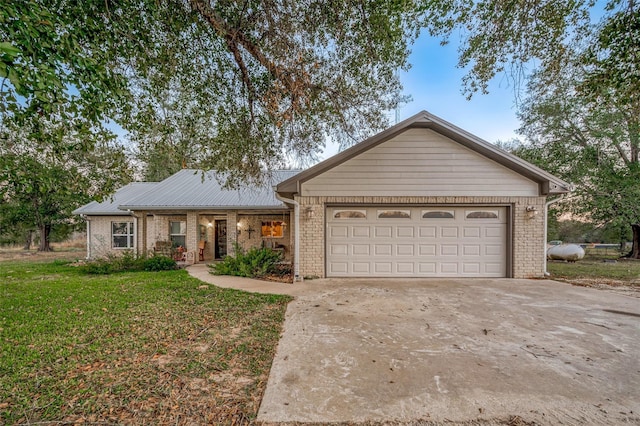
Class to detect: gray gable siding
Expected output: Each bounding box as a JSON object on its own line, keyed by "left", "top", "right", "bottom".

{"left": 302, "top": 128, "right": 540, "bottom": 197}
{"left": 277, "top": 110, "right": 571, "bottom": 196}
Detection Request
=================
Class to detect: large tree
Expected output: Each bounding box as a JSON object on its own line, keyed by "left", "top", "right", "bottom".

{"left": 128, "top": 86, "right": 212, "bottom": 182}
{"left": 517, "top": 6, "right": 640, "bottom": 257}
{"left": 0, "top": 117, "right": 132, "bottom": 251}
{"left": 2, "top": 0, "right": 427, "bottom": 184}
{"left": 3, "top": 1, "right": 622, "bottom": 181}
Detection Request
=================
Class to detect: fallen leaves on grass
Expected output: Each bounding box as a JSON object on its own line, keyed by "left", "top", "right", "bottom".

{"left": 1, "top": 263, "right": 291, "bottom": 425}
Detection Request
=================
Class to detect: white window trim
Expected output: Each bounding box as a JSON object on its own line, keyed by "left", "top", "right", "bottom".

{"left": 169, "top": 221, "right": 187, "bottom": 247}
{"left": 112, "top": 221, "right": 135, "bottom": 249}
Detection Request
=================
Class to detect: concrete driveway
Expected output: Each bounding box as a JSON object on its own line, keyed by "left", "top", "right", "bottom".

{"left": 257, "top": 278, "right": 640, "bottom": 425}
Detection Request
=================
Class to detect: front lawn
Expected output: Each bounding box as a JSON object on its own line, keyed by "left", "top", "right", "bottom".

{"left": 548, "top": 254, "right": 640, "bottom": 292}
{"left": 0, "top": 260, "right": 291, "bottom": 425}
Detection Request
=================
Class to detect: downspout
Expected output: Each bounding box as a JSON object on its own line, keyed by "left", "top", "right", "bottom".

{"left": 275, "top": 193, "right": 301, "bottom": 282}
{"left": 543, "top": 195, "right": 565, "bottom": 276}
{"left": 127, "top": 210, "right": 137, "bottom": 256}
{"left": 81, "top": 214, "right": 91, "bottom": 259}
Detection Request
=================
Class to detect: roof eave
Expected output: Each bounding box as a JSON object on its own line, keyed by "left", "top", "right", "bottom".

{"left": 74, "top": 211, "right": 131, "bottom": 216}
{"left": 117, "top": 205, "right": 289, "bottom": 211}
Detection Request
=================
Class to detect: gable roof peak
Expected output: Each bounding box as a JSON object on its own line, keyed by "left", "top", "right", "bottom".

{"left": 276, "top": 109, "right": 571, "bottom": 195}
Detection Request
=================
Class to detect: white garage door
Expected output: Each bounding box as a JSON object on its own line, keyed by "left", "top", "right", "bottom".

{"left": 326, "top": 206, "right": 508, "bottom": 277}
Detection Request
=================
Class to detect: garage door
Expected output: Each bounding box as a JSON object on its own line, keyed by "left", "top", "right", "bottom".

{"left": 326, "top": 206, "right": 508, "bottom": 277}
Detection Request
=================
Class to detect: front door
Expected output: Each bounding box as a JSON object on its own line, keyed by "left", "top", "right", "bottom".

{"left": 215, "top": 220, "right": 227, "bottom": 259}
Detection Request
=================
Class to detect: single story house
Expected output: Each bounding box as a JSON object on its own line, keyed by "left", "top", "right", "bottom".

{"left": 73, "top": 169, "right": 298, "bottom": 264}
{"left": 74, "top": 110, "right": 570, "bottom": 279}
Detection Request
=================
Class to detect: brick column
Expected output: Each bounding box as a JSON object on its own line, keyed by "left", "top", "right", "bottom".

{"left": 186, "top": 211, "right": 197, "bottom": 248}
{"left": 227, "top": 212, "right": 238, "bottom": 256}
{"left": 298, "top": 199, "right": 324, "bottom": 278}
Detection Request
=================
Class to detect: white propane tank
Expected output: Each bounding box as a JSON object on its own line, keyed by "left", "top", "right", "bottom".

{"left": 547, "top": 244, "right": 585, "bottom": 262}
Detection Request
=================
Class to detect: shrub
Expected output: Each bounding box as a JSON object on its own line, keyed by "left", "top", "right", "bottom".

{"left": 142, "top": 255, "right": 177, "bottom": 271}
{"left": 79, "top": 257, "right": 116, "bottom": 274}
{"left": 211, "top": 244, "right": 283, "bottom": 278}
{"left": 79, "top": 252, "right": 157, "bottom": 274}
{"left": 115, "top": 250, "right": 139, "bottom": 271}
{"left": 80, "top": 252, "right": 178, "bottom": 274}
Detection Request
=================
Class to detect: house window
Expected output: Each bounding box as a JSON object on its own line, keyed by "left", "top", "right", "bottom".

{"left": 334, "top": 210, "right": 367, "bottom": 219}
{"left": 112, "top": 222, "right": 134, "bottom": 249}
{"left": 262, "top": 221, "right": 284, "bottom": 238}
{"left": 466, "top": 210, "right": 499, "bottom": 219}
{"left": 422, "top": 210, "right": 454, "bottom": 219}
{"left": 377, "top": 210, "right": 411, "bottom": 219}
{"left": 169, "top": 221, "right": 186, "bottom": 248}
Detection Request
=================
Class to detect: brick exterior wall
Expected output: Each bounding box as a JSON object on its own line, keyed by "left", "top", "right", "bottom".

{"left": 85, "top": 216, "right": 134, "bottom": 259}
{"left": 236, "top": 213, "right": 292, "bottom": 261}
{"left": 86, "top": 211, "right": 292, "bottom": 263}
{"left": 226, "top": 212, "right": 238, "bottom": 257}
{"left": 295, "top": 195, "right": 547, "bottom": 279}
{"left": 153, "top": 214, "right": 188, "bottom": 246}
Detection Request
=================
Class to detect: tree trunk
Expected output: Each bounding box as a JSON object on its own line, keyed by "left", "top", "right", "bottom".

{"left": 625, "top": 224, "right": 640, "bottom": 259}
{"left": 23, "top": 230, "right": 33, "bottom": 250}
{"left": 38, "top": 224, "right": 52, "bottom": 252}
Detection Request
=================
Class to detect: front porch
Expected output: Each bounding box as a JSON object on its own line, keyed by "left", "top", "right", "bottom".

{"left": 135, "top": 210, "right": 293, "bottom": 264}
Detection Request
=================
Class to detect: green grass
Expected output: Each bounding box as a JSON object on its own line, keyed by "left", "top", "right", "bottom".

{"left": 548, "top": 258, "right": 640, "bottom": 282}
{"left": 0, "top": 260, "right": 291, "bottom": 425}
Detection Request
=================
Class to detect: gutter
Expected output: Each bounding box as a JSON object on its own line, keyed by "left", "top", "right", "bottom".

{"left": 275, "top": 193, "right": 301, "bottom": 282}
{"left": 543, "top": 195, "right": 567, "bottom": 276}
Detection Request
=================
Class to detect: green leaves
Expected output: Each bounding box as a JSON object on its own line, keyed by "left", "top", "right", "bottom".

{"left": 0, "top": 117, "right": 133, "bottom": 250}
{"left": 0, "top": 41, "right": 20, "bottom": 57}
{"left": 517, "top": 5, "right": 640, "bottom": 254}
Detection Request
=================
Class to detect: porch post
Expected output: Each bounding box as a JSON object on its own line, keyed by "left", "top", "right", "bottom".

{"left": 186, "top": 211, "right": 198, "bottom": 262}
{"left": 227, "top": 211, "right": 237, "bottom": 256}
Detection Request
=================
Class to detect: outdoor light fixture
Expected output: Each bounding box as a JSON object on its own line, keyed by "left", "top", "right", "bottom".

{"left": 525, "top": 206, "right": 539, "bottom": 219}
{"left": 305, "top": 206, "right": 314, "bottom": 219}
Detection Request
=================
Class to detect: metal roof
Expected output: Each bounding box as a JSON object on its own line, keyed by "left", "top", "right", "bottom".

{"left": 119, "top": 169, "right": 301, "bottom": 210}
{"left": 276, "top": 110, "right": 572, "bottom": 196}
{"left": 72, "top": 182, "right": 158, "bottom": 215}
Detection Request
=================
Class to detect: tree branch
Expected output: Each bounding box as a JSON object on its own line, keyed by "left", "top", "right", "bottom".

{"left": 189, "top": 0, "right": 306, "bottom": 115}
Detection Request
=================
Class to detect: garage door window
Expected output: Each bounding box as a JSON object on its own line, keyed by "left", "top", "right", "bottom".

{"left": 377, "top": 210, "right": 411, "bottom": 219}
{"left": 422, "top": 210, "right": 454, "bottom": 219}
{"left": 333, "top": 210, "right": 367, "bottom": 219}
{"left": 466, "top": 210, "right": 499, "bottom": 219}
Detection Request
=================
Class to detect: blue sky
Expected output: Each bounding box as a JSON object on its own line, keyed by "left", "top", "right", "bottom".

{"left": 399, "top": 34, "right": 522, "bottom": 142}
{"left": 320, "top": 33, "right": 523, "bottom": 160}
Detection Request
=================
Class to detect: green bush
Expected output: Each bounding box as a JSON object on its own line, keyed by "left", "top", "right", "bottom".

{"left": 142, "top": 255, "right": 177, "bottom": 271}
{"left": 80, "top": 251, "right": 141, "bottom": 274}
{"left": 79, "top": 252, "right": 175, "bottom": 274}
{"left": 211, "top": 244, "right": 283, "bottom": 278}
{"left": 79, "top": 257, "right": 116, "bottom": 274}
{"left": 116, "top": 250, "right": 139, "bottom": 270}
